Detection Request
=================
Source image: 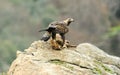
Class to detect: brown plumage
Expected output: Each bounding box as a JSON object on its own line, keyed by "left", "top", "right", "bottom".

{"left": 39, "top": 18, "right": 74, "bottom": 50}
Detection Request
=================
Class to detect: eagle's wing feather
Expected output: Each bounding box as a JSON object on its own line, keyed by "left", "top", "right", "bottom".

{"left": 41, "top": 32, "right": 51, "bottom": 41}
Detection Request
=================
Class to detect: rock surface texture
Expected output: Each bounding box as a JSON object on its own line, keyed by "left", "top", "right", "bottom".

{"left": 8, "top": 41, "right": 120, "bottom": 75}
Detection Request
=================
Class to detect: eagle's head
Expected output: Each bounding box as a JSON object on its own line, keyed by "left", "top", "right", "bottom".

{"left": 68, "top": 18, "right": 74, "bottom": 22}
{"left": 64, "top": 18, "right": 74, "bottom": 26}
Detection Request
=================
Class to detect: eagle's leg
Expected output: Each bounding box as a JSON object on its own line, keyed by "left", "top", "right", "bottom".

{"left": 63, "top": 40, "right": 69, "bottom": 48}
{"left": 51, "top": 32, "right": 61, "bottom": 50}
{"left": 55, "top": 34, "right": 64, "bottom": 48}
{"left": 61, "top": 34, "right": 65, "bottom": 47}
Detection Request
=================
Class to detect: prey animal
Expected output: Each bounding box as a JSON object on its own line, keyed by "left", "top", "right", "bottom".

{"left": 39, "top": 18, "right": 74, "bottom": 49}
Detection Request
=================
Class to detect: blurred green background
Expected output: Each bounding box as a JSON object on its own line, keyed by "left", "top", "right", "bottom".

{"left": 0, "top": 0, "right": 120, "bottom": 72}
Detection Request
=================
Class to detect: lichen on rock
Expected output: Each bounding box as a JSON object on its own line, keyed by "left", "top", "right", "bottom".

{"left": 7, "top": 40, "right": 120, "bottom": 75}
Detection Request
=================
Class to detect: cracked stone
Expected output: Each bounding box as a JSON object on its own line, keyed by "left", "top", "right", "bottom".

{"left": 7, "top": 41, "right": 120, "bottom": 75}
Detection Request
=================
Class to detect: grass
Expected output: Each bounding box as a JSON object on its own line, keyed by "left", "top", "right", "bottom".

{"left": 92, "top": 60, "right": 114, "bottom": 74}
{"left": 49, "top": 60, "right": 74, "bottom": 70}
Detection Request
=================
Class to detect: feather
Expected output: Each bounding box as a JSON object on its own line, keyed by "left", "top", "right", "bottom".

{"left": 41, "top": 32, "right": 51, "bottom": 41}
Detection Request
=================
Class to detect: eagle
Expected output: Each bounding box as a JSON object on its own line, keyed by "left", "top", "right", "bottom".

{"left": 39, "top": 18, "right": 74, "bottom": 49}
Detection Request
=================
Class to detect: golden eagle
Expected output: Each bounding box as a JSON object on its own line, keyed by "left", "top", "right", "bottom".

{"left": 39, "top": 18, "right": 74, "bottom": 49}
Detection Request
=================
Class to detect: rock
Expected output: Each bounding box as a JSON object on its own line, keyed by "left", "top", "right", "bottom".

{"left": 7, "top": 40, "right": 120, "bottom": 75}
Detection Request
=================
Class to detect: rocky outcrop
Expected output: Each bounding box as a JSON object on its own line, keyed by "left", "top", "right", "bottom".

{"left": 8, "top": 40, "right": 120, "bottom": 75}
